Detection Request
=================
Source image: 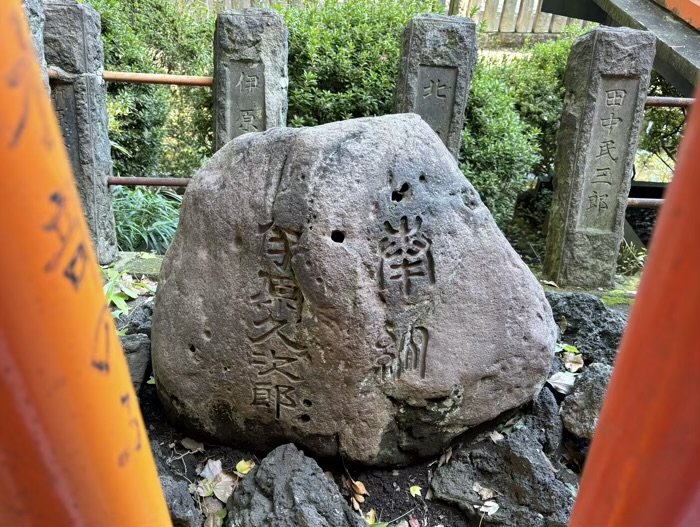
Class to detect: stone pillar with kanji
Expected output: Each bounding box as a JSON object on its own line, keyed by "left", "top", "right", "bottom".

{"left": 213, "top": 8, "right": 288, "bottom": 152}
{"left": 22, "top": 0, "right": 48, "bottom": 90}
{"left": 44, "top": 0, "right": 118, "bottom": 265}
{"left": 394, "top": 14, "right": 477, "bottom": 158}
{"left": 544, "top": 28, "right": 656, "bottom": 288}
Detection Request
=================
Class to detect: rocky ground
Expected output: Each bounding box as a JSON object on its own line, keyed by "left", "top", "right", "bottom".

{"left": 119, "top": 274, "right": 628, "bottom": 527}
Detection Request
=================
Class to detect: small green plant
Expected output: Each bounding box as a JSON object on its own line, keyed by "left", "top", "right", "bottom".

{"left": 617, "top": 240, "right": 647, "bottom": 276}
{"left": 112, "top": 186, "right": 182, "bottom": 254}
{"left": 101, "top": 266, "right": 156, "bottom": 319}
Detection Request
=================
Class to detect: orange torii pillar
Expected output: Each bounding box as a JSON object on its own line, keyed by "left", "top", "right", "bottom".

{"left": 0, "top": 1, "right": 171, "bottom": 525}
{"left": 569, "top": 85, "right": 700, "bottom": 524}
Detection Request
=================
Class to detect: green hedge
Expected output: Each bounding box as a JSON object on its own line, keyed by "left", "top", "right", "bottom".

{"left": 85, "top": 0, "right": 214, "bottom": 179}
{"left": 85, "top": 0, "right": 574, "bottom": 248}
{"left": 283, "top": 0, "right": 440, "bottom": 126}
{"left": 460, "top": 62, "right": 541, "bottom": 226}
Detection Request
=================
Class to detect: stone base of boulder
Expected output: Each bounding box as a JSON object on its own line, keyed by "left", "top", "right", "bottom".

{"left": 226, "top": 444, "right": 365, "bottom": 527}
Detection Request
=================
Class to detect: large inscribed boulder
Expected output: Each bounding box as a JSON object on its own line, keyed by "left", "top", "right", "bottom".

{"left": 152, "top": 114, "right": 557, "bottom": 465}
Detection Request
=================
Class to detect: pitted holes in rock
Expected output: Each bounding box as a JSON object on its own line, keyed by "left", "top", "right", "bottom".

{"left": 331, "top": 230, "right": 345, "bottom": 243}
{"left": 203, "top": 329, "right": 212, "bottom": 340}
{"left": 391, "top": 182, "right": 412, "bottom": 202}
{"left": 299, "top": 414, "right": 311, "bottom": 423}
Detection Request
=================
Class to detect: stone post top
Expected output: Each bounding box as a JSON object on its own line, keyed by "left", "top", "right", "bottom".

{"left": 578, "top": 25, "right": 657, "bottom": 43}
{"left": 410, "top": 13, "right": 476, "bottom": 27}
{"left": 218, "top": 8, "right": 283, "bottom": 19}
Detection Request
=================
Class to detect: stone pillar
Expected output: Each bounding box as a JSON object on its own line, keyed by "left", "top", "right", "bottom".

{"left": 544, "top": 28, "right": 655, "bottom": 288}
{"left": 213, "top": 8, "right": 288, "bottom": 152}
{"left": 22, "top": 0, "right": 48, "bottom": 90}
{"left": 44, "top": 0, "right": 118, "bottom": 265}
{"left": 394, "top": 14, "right": 477, "bottom": 158}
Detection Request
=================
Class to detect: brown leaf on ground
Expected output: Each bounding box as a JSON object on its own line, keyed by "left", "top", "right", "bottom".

{"left": 351, "top": 480, "right": 369, "bottom": 496}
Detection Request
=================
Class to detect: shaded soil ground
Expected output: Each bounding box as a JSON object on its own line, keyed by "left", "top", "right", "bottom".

{"left": 140, "top": 383, "right": 473, "bottom": 526}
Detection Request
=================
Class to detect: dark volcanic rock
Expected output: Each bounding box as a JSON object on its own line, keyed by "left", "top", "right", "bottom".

{"left": 625, "top": 207, "right": 658, "bottom": 247}
{"left": 524, "top": 387, "right": 564, "bottom": 453}
{"left": 561, "top": 362, "right": 613, "bottom": 440}
{"left": 226, "top": 444, "right": 364, "bottom": 527}
{"left": 152, "top": 441, "right": 203, "bottom": 527}
{"left": 120, "top": 333, "right": 151, "bottom": 394}
{"left": 121, "top": 296, "right": 154, "bottom": 337}
{"left": 431, "top": 428, "right": 574, "bottom": 527}
{"left": 546, "top": 291, "right": 627, "bottom": 365}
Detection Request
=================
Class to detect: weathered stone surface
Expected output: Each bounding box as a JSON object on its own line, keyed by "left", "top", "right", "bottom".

{"left": 431, "top": 428, "right": 574, "bottom": 527}
{"left": 546, "top": 291, "right": 627, "bottom": 365}
{"left": 45, "top": 0, "right": 118, "bottom": 265}
{"left": 544, "top": 28, "right": 655, "bottom": 288}
{"left": 152, "top": 441, "right": 204, "bottom": 527}
{"left": 561, "top": 362, "right": 612, "bottom": 440}
{"left": 22, "top": 0, "right": 47, "bottom": 90}
{"left": 214, "top": 8, "right": 288, "bottom": 151}
{"left": 120, "top": 333, "right": 151, "bottom": 394}
{"left": 114, "top": 251, "right": 163, "bottom": 281}
{"left": 395, "top": 14, "right": 477, "bottom": 158}
{"left": 226, "top": 444, "right": 364, "bottom": 527}
{"left": 595, "top": 0, "right": 700, "bottom": 96}
{"left": 152, "top": 114, "right": 557, "bottom": 465}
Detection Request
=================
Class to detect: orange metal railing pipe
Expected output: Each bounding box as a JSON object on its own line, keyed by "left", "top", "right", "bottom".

{"left": 569, "top": 86, "right": 700, "bottom": 524}
{"left": 48, "top": 67, "right": 214, "bottom": 87}
{"left": 0, "top": 2, "right": 171, "bottom": 526}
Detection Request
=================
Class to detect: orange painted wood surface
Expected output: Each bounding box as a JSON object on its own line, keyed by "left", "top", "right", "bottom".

{"left": 568, "top": 85, "right": 700, "bottom": 524}
{"left": 0, "top": 2, "right": 171, "bottom": 525}
{"left": 652, "top": 0, "right": 700, "bottom": 29}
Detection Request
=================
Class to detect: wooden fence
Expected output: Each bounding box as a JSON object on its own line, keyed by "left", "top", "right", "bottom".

{"left": 199, "top": 0, "right": 589, "bottom": 41}
{"left": 448, "top": 0, "right": 588, "bottom": 34}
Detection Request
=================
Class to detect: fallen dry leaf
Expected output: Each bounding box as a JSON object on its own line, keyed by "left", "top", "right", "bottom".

{"left": 354, "top": 493, "right": 365, "bottom": 504}
{"left": 540, "top": 279, "right": 559, "bottom": 288}
{"left": 408, "top": 517, "right": 420, "bottom": 527}
{"left": 351, "top": 480, "right": 369, "bottom": 496}
{"left": 195, "top": 479, "right": 215, "bottom": 498}
{"left": 235, "top": 459, "right": 255, "bottom": 475}
{"left": 557, "top": 315, "right": 568, "bottom": 334}
{"left": 203, "top": 509, "right": 226, "bottom": 527}
{"left": 351, "top": 496, "right": 361, "bottom": 511}
{"left": 199, "top": 459, "right": 222, "bottom": 480}
{"left": 202, "top": 496, "right": 224, "bottom": 516}
{"left": 547, "top": 372, "right": 577, "bottom": 395}
{"left": 212, "top": 472, "right": 236, "bottom": 503}
{"left": 479, "top": 500, "right": 500, "bottom": 516}
{"left": 488, "top": 431, "right": 504, "bottom": 443}
{"left": 438, "top": 447, "right": 453, "bottom": 467}
{"left": 472, "top": 482, "right": 494, "bottom": 500}
{"left": 181, "top": 437, "right": 204, "bottom": 453}
{"left": 363, "top": 509, "right": 377, "bottom": 524}
{"left": 409, "top": 485, "right": 422, "bottom": 498}
{"left": 563, "top": 352, "right": 584, "bottom": 373}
